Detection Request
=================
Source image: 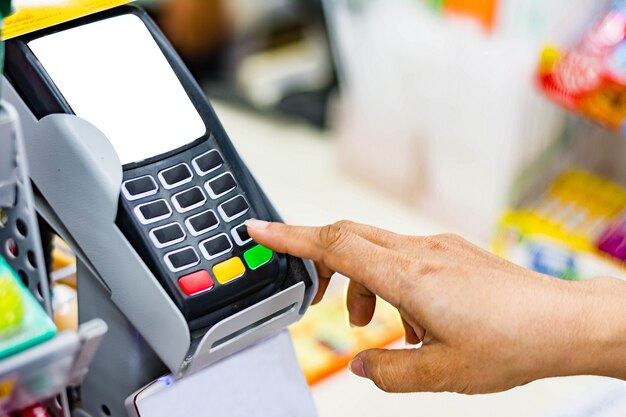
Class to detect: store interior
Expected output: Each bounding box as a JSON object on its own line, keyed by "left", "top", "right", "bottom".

{"left": 2, "top": 0, "right": 626, "bottom": 416}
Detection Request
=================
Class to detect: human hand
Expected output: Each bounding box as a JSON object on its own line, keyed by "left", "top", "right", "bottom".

{"left": 246, "top": 219, "right": 626, "bottom": 394}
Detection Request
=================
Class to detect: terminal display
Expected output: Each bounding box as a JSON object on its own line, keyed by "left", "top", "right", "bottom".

{"left": 27, "top": 14, "right": 206, "bottom": 165}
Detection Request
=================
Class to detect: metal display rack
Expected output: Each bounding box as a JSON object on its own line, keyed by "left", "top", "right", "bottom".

{"left": 0, "top": 106, "right": 50, "bottom": 314}
{"left": 0, "top": 104, "right": 106, "bottom": 416}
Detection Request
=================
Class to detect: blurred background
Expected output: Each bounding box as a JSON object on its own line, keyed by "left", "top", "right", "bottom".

{"left": 39, "top": 0, "right": 626, "bottom": 415}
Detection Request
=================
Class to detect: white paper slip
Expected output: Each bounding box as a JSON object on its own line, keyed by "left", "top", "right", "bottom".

{"left": 126, "top": 330, "right": 318, "bottom": 417}
{"left": 544, "top": 378, "right": 626, "bottom": 417}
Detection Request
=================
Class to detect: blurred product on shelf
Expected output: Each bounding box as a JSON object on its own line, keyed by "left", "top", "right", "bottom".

{"left": 494, "top": 169, "right": 626, "bottom": 281}
{"left": 15, "top": 403, "right": 50, "bottom": 417}
{"left": 438, "top": 0, "right": 498, "bottom": 31}
{"left": 539, "top": 0, "right": 626, "bottom": 134}
{"left": 51, "top": 284, "right": 77, "bottom": 332}
{"left": 424, "top": 0, "right": 586, "bottom": 36}
{"left": 48, "top": 238, "right": 78, "bottom": 331}
{"left": 324, "top": 0, "right": 572, "bottom": 239}
{"left": 50, "top": 237, "right": 75, "bottom": 288}
{"left": 0, "top": 264, "right": 23, "bottom": 335}
{"left": 0, "top": 256, "right": 56, "bottom": 360}
{"left": 421, "top": 0, "right": 609, "bottom": 39}
{"left": 598, "top": 216, "right": 626, "bottom": 261}
{"left": 290, "top": 276, "right": 403, "bottom": 385}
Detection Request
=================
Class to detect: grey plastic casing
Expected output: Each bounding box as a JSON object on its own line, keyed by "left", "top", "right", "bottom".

{"left": 3, "top": 78, "right": 317, "bottom": 377}
{"left": 0, "top": 105, "right": 16, "bottom": 207}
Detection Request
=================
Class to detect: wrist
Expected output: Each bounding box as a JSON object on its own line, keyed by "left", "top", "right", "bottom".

{"left": 574, "top": 277, "right": 626, "bottom": 379}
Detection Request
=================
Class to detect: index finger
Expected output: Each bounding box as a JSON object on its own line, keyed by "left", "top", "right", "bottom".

{"left": 246, "top": 219, "right": 414, "bottom": 307}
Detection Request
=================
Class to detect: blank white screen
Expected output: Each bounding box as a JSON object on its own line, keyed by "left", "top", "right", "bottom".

{"left": 28, "top": 14, "right": 207, "bottom": 165}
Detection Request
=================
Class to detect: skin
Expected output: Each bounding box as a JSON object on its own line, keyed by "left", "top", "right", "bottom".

{"left": 245, "top": 219, "right": 626, "bottom": 394}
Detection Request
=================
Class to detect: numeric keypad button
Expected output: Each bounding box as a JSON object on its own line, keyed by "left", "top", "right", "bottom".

{"left": 158, "top": 163, "right": 193, "bottom": 189}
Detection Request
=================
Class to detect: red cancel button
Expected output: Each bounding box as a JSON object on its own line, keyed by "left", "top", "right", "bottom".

{"left": 178, "top": 270, "right": 214, "bottom": 296}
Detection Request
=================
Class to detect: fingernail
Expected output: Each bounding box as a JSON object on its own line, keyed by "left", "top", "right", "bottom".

{"left": 348, "top": 357, "right": 366, "bottom": 378}
{"left": 245, "top": 219, "right": 270, "bottom": 230}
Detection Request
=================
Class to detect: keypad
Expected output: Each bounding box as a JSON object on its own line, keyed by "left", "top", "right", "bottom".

{"left": 135, "top": 199, "right": 172, "bottom": 224}
{"left": 218, "top": 195, "right": 249, "bottom": 222}
{"left": 206, "top": 173, "right": 237, "bottom": 199}
{"left": 200, "top": 234, "right": 232, "bottom": 260}
{"left": 122, "top": 175, "right": 158, "bottom": 201}
{"left": 164, "top": 247, "right": 200, "bottom": 272}
{"left": 150, "top": 223, "right": 186, "bottom": 248}
{"left": 185, "top": 210, "right": 219, "bottom": 236}
{"left": 178, "top": 270, "right": 214, "bottom": 296}
{"left": 193, "top": 150, "right": 224, "bottom": 176}
{"left": 172, "top": 187, "right": 206, "bottom": 213}
{"left": 231, "top": 223, "right": 252, "bottom": 246}
{"left": 159, "top": 163, "right": 193, "bottom": 189}
{"left": 122, "top": 144, "right": 278, "bottom": 306}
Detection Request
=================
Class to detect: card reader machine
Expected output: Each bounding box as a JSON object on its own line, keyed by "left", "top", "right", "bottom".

{"left": 3, "top": 4, "right": 316, "bottom": 377}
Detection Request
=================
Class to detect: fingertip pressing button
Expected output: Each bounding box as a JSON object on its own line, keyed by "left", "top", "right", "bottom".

{"left": 231, "top": 223, "right": 253, "bottom": 246}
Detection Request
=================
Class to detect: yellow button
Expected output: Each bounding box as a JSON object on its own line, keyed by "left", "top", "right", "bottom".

{"left": 212, "top": 257, "right": 246, "bottom": 284}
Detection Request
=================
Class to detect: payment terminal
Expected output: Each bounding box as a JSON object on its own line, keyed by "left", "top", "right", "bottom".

{"left": 3, "top": 4, "right": 316, "bottom": 377}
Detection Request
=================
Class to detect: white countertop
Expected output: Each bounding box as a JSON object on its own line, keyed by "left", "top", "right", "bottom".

{"left": 212, "top": 101, "right": 613, "bottom": 417}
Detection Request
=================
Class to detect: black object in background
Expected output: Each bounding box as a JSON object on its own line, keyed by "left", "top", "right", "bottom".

{"left": 149, "top": 0, "right": 338, "bottom": 129}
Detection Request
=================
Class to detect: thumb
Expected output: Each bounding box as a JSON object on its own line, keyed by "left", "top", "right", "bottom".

{"left": 349, "top": 347, "right": 455, "bottom": 393}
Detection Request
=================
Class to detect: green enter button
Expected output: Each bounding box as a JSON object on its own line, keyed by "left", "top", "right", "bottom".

{"left": 243, "top": 245, "right": 273, "bottom": 270}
